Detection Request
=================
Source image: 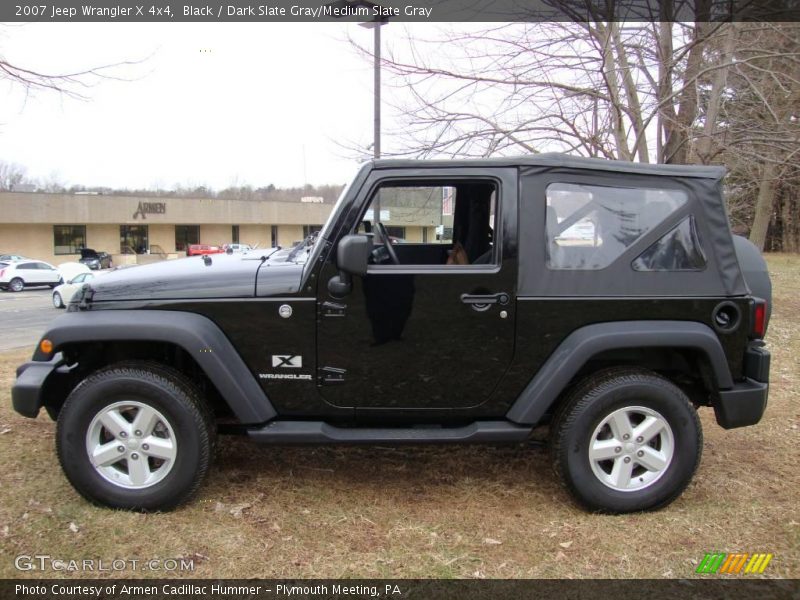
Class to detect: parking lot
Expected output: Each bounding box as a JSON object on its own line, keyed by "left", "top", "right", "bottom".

{"left": 0, "top": 287, "right": 60, "bottom": 352}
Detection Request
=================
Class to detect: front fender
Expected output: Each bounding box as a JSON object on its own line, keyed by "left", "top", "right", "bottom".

{"left": 506, "top": 320, "right": 734, "bottom": 426}
{"left": 28, "top": 310, "right": 276, "bottom": 424}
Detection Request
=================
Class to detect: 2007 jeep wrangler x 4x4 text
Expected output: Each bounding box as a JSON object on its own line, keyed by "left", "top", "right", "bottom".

{"left": 12, "top": 154, "right": 772, "bottom": 513}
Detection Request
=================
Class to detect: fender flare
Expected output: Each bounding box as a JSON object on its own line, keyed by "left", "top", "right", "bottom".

{"left": 506, "top": 320, "right": 734, "bottom": 426}
{"left": 35, "top": 310, "right": 276, "bottom": 424}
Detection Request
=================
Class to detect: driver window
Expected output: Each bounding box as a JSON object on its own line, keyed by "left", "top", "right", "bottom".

{"left": 359, "top": 180, "right": 498, "bottom": 267}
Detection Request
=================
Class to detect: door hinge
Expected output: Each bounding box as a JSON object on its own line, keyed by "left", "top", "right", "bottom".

{"left": 320, "top": 300, "right": 347, "bottom": 317}
{"left": 318, "top": 366, "right": 346, "bottom": 385}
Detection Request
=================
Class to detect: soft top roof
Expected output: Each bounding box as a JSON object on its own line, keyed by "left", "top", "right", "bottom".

{"left": 373, "top": 153, "right": 726, "bottom": 180}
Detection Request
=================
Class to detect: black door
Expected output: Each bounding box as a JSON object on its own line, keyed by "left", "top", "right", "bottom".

{"left": 316, "top": 168, "right": 517, "bottom": 413}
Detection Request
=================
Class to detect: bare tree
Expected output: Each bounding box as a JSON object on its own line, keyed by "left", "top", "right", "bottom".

{"left": 0, "top": 25, "right": 146, "bottom": 101}
{"left": 352, "top": 22, "right": 733, "bottom": 163}
{"left": 0, "top": 161, "right": 27, "bottom": 191}
{"left": 704, "top": 23, "right": 800, "bottom": 249}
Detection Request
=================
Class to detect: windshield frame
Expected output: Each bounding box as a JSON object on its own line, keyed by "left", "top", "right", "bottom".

{"left": 301, "top": 163, "right": 369, "bottom": 277}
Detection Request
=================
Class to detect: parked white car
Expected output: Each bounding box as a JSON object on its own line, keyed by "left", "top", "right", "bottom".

{"left": 0, "top": 260, "right": 62, "bottom": 292}
{"left": 57, "top": 262, "right": 92, "bottom": 284}
{"left": 52, "top": 271, "right": 98, "bottom": 308}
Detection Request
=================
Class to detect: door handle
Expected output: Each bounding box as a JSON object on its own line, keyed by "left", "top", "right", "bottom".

{"left": 460, "top": 292, "right": 510, "bottom": 306}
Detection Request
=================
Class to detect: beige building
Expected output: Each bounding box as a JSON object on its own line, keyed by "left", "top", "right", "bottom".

{"left": 0, "top": 192, "right": 439, "bottom": 266}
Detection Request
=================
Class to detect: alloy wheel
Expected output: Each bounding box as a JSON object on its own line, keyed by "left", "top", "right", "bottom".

{"left": 588, "top": 405, "right": 675, "bottom": 492}
{"left": 84, "top": 400, "right": 177, "bottom": 489}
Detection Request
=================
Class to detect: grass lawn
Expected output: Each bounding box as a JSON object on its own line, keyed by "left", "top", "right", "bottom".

{"left": 0, "top": 255, "right": 798, "bottom": 579}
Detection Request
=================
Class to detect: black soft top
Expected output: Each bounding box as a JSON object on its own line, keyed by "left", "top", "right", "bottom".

{"left": 373, "top": 153, "right": 727, "bottom": 180}
{"left": 369, "top": 153, "right": 746, "bottom": 298}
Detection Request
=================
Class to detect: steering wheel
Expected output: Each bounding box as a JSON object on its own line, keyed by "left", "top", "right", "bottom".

{"left": 375, "top": 222, "right": 400, "bottom": 265}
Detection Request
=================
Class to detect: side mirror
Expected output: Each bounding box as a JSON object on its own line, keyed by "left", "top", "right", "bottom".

{"left": 328, "top": 234, "right": 372, "bottom": 297}
{"left": 338, "top": 234, "right": 371, "bottom": 276}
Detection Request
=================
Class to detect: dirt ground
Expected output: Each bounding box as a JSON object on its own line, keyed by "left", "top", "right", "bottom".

{"left": 0, "top": 255, "right": 797, "bottom": 579}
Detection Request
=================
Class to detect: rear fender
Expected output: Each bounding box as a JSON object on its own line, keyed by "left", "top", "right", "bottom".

{"left": 506, "top": 320, "right": 734, "bottom": 426}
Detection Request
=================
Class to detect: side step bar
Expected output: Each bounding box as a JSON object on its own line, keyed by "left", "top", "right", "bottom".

{"left": 247, "top": 420, "right": 532, "bottom": 445}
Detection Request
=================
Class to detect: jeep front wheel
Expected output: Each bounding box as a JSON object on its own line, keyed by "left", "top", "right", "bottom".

{"left": 56, "top": 363, "right": 215, "bottom": 511}
{"left": 551, "top": 368, "right": 702, "bottom": 513}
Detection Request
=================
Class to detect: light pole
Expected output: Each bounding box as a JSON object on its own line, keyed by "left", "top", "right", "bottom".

{"left": 327, "top": 0, "right": 389, "bottom": 222}
{"left": 359, "top": 17, "right": 388, "bottom": 160}
{"left": 359, "top": 16, "right": 388, "bottom": 224}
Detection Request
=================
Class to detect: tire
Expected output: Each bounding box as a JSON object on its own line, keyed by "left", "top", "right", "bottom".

{"left": 56, "top": 362, "right": 215, "bottom": 511}
{"left": 9, "top": 277, "right": 24, "bottom": 292}
{"left": 52, "top": 292, "right": 64, "bottom": 309}
{"left": 551, "top": 367, "right": 702, "bottom": 513}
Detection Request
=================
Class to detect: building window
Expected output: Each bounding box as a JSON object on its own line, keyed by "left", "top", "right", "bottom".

{"left": 303, "top": 225, "right": 323, "bottom": 238}
{"left": 175, "top": 225, "right": 200, "bottom": 252}
{"left": 120, "top": 225, "right": 149, "bottom": 254}
{"left": 271, "top": 225, "right": 278, "bottom": 247}
{"left": 231, "top": 225, "right": 240, "bottom": 244}
{"left": 53, "top": 225, "right": 86, "bottom": 255}
{"left": 384, "top": 226, "right": 406, "bottom": 240}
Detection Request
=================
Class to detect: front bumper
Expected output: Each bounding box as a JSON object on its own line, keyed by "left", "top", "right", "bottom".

{"left": 714, "top": 344, "right": 770, "bottom": 429}
{"left": 11, "top": 354, "right": 63, "bottom": 418}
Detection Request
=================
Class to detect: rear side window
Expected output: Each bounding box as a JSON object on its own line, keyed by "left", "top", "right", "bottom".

{"left": 632, "top": 216, "right": 706, "bottom": 271}
{"left": 546, "top": 183, "right": 687, "bottom": 270}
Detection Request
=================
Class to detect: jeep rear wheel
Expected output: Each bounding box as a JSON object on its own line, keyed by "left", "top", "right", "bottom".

{"left": 551, "top": 368, "right": 702, "bottom": 513}
{"left": 56, "top": 363, "right": 215, "bottom": 511}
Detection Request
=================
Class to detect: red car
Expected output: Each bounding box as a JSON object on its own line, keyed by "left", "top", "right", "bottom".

{"left": 186, "top": 244, "right": 224, "bottom": 256}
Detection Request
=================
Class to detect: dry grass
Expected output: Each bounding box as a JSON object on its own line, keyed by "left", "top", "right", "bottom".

{"left": 0, "top": 255, "right": 798, "bottom": 579}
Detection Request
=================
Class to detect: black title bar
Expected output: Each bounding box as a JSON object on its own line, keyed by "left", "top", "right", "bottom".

{"left": 4, "top": 0, "right": 800, "bottom": 22}
{"left": 3, "top": 579, "right": 800, "bottom": 600}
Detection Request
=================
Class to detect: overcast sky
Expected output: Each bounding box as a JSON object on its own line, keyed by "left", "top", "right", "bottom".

{"left": 0, "top": 22, "right": 441, "bottom": 190}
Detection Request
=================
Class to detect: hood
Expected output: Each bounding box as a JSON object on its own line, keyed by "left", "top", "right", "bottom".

{"left": 88, "top": 253, "right": 305, "bottom": 302}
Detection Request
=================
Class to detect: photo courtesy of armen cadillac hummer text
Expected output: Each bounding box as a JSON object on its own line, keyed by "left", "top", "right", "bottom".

{"left": 12, "top": 154, "right": 771, "bottom": 514}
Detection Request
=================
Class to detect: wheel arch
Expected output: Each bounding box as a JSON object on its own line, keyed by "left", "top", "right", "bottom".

{"left": 35, "top": 310, "right": 276, "bottom": 424}
{"left": 506, "top": 320, "right": 733, "bottom": 426}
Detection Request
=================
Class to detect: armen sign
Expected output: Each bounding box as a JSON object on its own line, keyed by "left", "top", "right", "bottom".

{"left": 132, "top": 201, "right": 167, "bottom": 220}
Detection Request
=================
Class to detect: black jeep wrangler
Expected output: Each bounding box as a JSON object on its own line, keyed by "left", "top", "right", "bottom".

{"left": 12, "top": 155, "right": 771, "bottom": 513}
